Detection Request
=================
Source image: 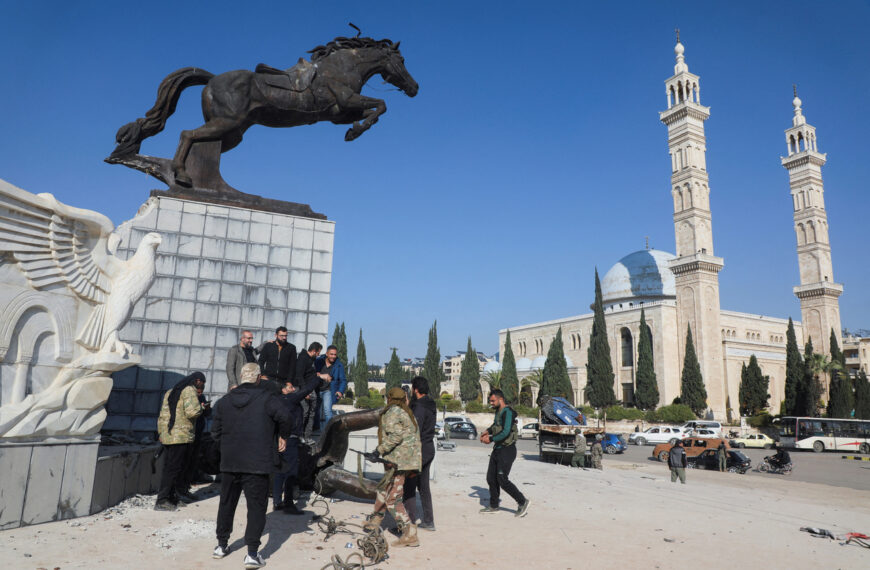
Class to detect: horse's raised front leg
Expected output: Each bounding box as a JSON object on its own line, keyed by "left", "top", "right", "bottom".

{"left": 172, "top": 117, "right": 242, "bottom": 187}
{"left": 338, "top": 94, "right": 387, "bottom": 142}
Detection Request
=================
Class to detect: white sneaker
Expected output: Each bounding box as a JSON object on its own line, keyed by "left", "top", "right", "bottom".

{"left": 244, "top": 552, "right": 266, "bottom": 569}
{"left": 212, "top": 544, "right": 231, "bottom": 559}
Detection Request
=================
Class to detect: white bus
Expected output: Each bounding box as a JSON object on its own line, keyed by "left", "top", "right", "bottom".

{"left": 778, "top": 416, "right": 870, "bottom": 454}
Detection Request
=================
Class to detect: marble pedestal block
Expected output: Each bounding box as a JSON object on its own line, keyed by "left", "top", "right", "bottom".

{"left": 0, "top": 435, "right": 100, "bottom": 529}
{"left": 106, "top": 195, "right": 334, "bottom": 435}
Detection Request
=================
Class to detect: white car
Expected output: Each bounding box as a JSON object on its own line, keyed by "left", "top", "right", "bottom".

{"left": 629, "top": 426, "right": 687, "bottom": 446}
{"left": 518, "top": 420, "right": 539, "bottom": 439}
{"left": 690, "top": 428, "right": 719, "bottom": 438}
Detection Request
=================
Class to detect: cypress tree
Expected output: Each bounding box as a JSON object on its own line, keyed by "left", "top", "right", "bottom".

{"left": 336, "top": 323, "right": 349, "bottom": 368}
{"left": 800, "top": 338, "right": 821, "bottom": 417}
{"left": 827, "top": 329, "right": 852, "bottom": 418}
{"left": 680, "top": 325, "right": 707, "bottom": 417}
{"left": 738, "top": 355, "right": 769, "bottom": 416}
{"left": 385, "top": 348, "right": 403, "bottom": 391}
{"left": 854, "top": 370, "right": 870, "bottom": 419}
{"left": 459, "top": 337, "right": 481, "bottom": 402}
{"left": 501, "top": 330, "right": 519, "bottom": 404}
{"left": 353, "top": 329, "right": 369, "bottom": 397}
{"left": 539, "top": 328, "right": 573, "bottom": 405}
{"left": 585, "top": 269, "right": 616, "bottom": 408}
{"left": 634, "top": 308, "right": 659, "bottom": 410}
{"left": 422, "top": 321, "right": 444, "bottom": 397}
{"left": 784, "top": 318, "right": 803, "bottom": 415}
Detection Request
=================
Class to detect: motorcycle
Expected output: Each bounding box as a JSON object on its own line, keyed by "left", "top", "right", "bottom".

{"left": 759, "top": 456, "right": 793, "bottom": 475}
{"left": 728, "top": 429, "right": 740, "bottom": 439}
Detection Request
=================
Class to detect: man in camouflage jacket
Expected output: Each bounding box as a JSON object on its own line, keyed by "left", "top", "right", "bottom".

{"left": 155, "top": 372, "right": 206, "bottom": 510}
{"left": 363, "top": 387, "right": 422, "bottom": 547}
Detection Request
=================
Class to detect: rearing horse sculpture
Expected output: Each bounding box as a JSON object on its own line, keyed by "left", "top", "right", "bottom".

{"left": 107, "top": 35, "right": 418, "bottom": 191}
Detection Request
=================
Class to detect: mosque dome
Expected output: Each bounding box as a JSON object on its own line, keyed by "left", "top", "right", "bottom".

{"left": 516, "top": 358, "right": 532, "bottom": 371}
{"left": 600, "top": 249, "right": 676, "bottom": 305}
{"left": 530, "top": 356, "right": 547, "bottom": 369}
{"left": 483, "top": 361, "right": 501, "bottom": 373}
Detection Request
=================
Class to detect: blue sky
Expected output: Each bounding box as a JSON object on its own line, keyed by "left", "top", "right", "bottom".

{"left": 2, "top": 1, "right": 868, "bottom": 364}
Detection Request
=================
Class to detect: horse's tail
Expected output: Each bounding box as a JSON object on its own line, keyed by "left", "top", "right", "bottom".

{"left": 108, "top": 67, "right": 214, "bottom": 158}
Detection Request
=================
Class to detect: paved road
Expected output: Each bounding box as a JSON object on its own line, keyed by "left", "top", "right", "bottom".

{"left": 442, "top": 436, "right": 870, "bottom": 491}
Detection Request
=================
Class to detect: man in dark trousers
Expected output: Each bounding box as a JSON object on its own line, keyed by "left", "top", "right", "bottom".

{"left": 258, "top": 326, "right": 296, "bottom": 394}
{"left": 273, "top": 364, "right": 321, "bottom": 514}
{"left": 295, "top": 342, "right": 324, "bottom": 443}
{"left": 669, "top": 439, "right": 688, "bottom": 484}
{"left": 403, "top": 376, "right": 437, "bottom": 530}
{"left": 211, "top": 363, "right": 291, "bottom": 569}
{"left": 479, "top": 389, "right": 530, "bottom": 517}
{"left": 717, "top": 440, "right": 728, "bottom": 472}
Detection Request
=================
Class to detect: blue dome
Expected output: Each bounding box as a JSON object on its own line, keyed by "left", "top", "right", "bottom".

{"left": 600, "top": 249, "right": 676, "bottom": 305}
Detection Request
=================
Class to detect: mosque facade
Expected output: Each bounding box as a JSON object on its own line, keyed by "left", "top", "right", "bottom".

{"left": 492, "top": 39, "right": 843, "bottom": 420}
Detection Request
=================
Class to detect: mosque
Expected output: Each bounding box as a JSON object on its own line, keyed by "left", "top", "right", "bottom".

{"left": 488, "top": 38, "right": 844, "bottom": 420}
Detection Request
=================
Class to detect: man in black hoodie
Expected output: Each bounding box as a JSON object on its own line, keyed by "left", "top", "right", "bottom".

{"left": 295, "top": 341, "right": 323, "bottom": 442}
{"left": 402, "top": 376, "right": 437, "bottom": 531}
{"left": 211, "top": 363, "right": 291, "bottom": 568}
{"left": 258, "top": 326, "right": 297, "bottom": 394}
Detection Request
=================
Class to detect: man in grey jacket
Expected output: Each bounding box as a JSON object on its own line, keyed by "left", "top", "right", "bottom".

{"left": 668, "top": 440, "right": 688, "bottom": 484}
{"left": 226, "top": 330, "right": 257, "bottom": 391}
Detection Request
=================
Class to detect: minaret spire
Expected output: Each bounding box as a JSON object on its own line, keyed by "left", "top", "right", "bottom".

{"left": 781, "top": 93, "right": 842, "bottom": 359}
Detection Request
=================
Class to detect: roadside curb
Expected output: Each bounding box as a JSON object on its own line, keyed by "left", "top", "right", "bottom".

{"left": 840, "top": 455, "right": 870, "bottom": 461}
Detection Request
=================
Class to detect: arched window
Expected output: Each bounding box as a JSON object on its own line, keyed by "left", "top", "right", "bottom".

{"left": 807, "top": 221, "right": 816, "bottom": 243}
{"left": 620, "top": 327, "right": 633, "bottom": 367}
{"left": 796, "top": 223, "right": 806, "bottom": 245}
{"left": 789, "top": 135, "right": 797, "bottom": 154}
{"left": 798, "top": 132, "right": 805, "bottom": 152}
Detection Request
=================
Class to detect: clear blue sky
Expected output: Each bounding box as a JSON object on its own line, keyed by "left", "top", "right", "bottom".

{"left": 2, "top": 1, "right": 868, "bottom": 365}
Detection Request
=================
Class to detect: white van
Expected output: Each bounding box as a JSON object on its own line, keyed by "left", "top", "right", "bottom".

{"left": 681, "top": 421, "right": 722, "bottom": 437}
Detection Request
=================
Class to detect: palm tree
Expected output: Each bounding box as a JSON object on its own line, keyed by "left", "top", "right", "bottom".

{"left": 520, "top": 370, "right": 543, "bottom": 407}
{"left": 805, "top": 353, "right": 845, "bottom": 415}
{"left": 482, "top": 370, "right": 502, "bottom": 393}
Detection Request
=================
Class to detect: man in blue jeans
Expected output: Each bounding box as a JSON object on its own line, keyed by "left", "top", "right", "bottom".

{"left": 314, "top": 345, "right": 347, "bottom": 430}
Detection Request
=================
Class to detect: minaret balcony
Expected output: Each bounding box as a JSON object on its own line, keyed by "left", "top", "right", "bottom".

{"left": 668, "top": 252, "right": 724, "bottom": 276}
{"left": 793, "top": 281, "right": 843, "bottom": 300}
{"left": 781, "top": 150, "right": 826, "bottom": 168}
{"left": 659, "top": 101, "right": 710, "bottom": 125}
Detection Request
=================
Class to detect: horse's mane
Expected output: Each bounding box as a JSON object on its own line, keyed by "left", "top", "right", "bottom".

{"left": 308, "top": 37, "right": 395, "bottom": 62}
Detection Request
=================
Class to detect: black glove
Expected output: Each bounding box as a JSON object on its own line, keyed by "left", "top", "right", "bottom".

{"left": 364, "top": 450, "right": 380, "bottom": 462}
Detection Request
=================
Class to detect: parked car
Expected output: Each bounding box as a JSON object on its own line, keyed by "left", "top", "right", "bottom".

{"left": 449, "top": 421, "right": 478, "bottom": 440}
{"left": 681, "top": 421, "right": 723, "bottom": 437}
{"left": 519, "top": 421, "right": 539, "bottom": 439}
{"left": 629, "top": 426, "right": 687, "bottom": 446}
{"left": 653, "top": 437, "right": 731, "bottom": 462}
{"left": 443, "top": 415, "right": 470, "bottom": 426}
{"left": 602, "top": 433, "right": 627, "bottom": 454}
{"left": 730, "top": 433, "right": 775, "bottom": 449}
{"left": 691, "top": 428, "right": 719, "bottom": 438}
{"left": 688, "top": 449, "right": 751, "bottom": 473}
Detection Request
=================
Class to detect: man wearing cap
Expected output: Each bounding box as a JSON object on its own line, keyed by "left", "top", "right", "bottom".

{"left": 571, "top": 429, "right": 588, "bottom": 468}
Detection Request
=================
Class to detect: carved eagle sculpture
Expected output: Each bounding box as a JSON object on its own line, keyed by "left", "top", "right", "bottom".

{"left": 0, "top": 180, "right": 161, "bottom": 356}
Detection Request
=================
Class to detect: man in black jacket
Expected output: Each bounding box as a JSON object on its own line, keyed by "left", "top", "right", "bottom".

{"left": 273, "top": 362, "right": 321, "bottom": 514}
{"left": 295, "top": 342, "right": 324, "bottom": 442}
{"left": 258, "top": 326, "right": 297, "bottom": 394}
{"left": 403, "top": 376, "right": 437, "bottom": 530}
{"left": 211, "top": 363, "right": 291, "bottom": 568}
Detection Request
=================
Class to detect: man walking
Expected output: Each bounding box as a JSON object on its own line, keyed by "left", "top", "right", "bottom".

{"left": 717, "top": 440, "right": 728, "bottom": 472}
{"left": 403, "top": 376, "right": 437, "bottom": 530}
{"left": 155, "top": 372, "right": 206, "bottom": 511}
{"left": 212, "top": 363, "right": 292, "bottom": 568}
{"left": 314, "top": 345, "right": 347, "bottom": 430}
{"left": 591, "top": 434, "right": 604, "bottom": 470}
{"left": 570, "top": 429, "right": 587, "bottom": 468}
{"left": 295, "top": 342, "right": 324, "bottom": 442}
{"left": 258, "top": 327, "right": 296, "bottom": 394}
{"left": 479, "top": 389, "right": 530, "bottom": 517}
{"left": 226, "top": 330, "right": 257, "bottom": 391}
{"left": 669, "top": 440, "right": 688, "bottom": 484}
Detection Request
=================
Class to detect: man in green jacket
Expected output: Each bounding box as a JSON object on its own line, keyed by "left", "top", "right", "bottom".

{"left": 362, "top": 387, "right": 422, "bottom": 547}
{"left": 479, "top": 389, "right": 530, "bottom": 518}
{"left": 155, "top": 372, "right": 206, "bottom": 510}
{"left": 571, "top": 429, "right": 587, "bottom": 468}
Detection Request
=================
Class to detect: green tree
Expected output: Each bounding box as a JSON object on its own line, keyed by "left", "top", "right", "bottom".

{"left": 334, "top": 322, "right": 348, "bottom": 367}
{"left": 680, "top": 325, "right": 707, "bottom": 417}
{"left": 422, "top": 321, "right": 445, "bottom": 397}
{"left": 459, "top": 337, "right": 481, "bottom": 402}
{"left": 353, "top": 329, "right": 369, "bottom": 397}
{"left": 799, "top": 338, "right": 822, "bottom": 417}
{"left": 585, "top": 269, "right": 616, "bottom": 408}
{"left": 634, "top": 308, "right": 659, "bottom": 410}
{"left": 482, "top": 370, "right": 503, "bottom": 392}
{"left": 384, "top": 348, "right": 403, "bottom": 392}
{"left": 520, "top": 369, "right": 543, "bottom": 407}
{"left": 784, "top": 318, "right": 803, "bottom": 415}
{"left": 854, "top": 370, "right": 870, "bottom": 419}
{"left": 501, "top": 330, "right": 519, "bottom": 404}
{"left": 738, "top": 355, "right": 770, "bottom": 416}
{"left": 827, "top": 329, "right": 853, "bottom": 418}
{"left": 538, "top": 328, "right": 573, "bottom": 405}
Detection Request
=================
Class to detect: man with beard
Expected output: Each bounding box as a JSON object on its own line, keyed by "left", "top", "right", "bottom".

{"left": 295, "top": 342, "right": 325, "bottom": 443}
{"left": 402, "top": 376, "right": 437, "bottom": 531}
{"left": 226, "top": 330, "right": 257, "bottom": 391}
{"left": 258, "top": 327, "right": 296, "bottom": 395}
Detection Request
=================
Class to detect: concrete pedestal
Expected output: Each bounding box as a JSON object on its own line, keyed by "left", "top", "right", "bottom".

{"left": 0, "top": 435, "right": 100, "bottom": 529}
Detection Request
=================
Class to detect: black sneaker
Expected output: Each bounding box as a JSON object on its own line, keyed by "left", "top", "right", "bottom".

{"left": 479, "top": 506, "right": 499, "bottom": 514}
{"left": 244, "top": 552, "right": 266, "bottom": 569}
{"left": 418, "top": 521, "right": 436, "bottom": 531}
{"left": 212, "top": 544, "right": 231, "bottom": 559}
{"left": 176, "top": 490, "right": 196, "bottom": 504}
{"left": 282, "top": 504, "right": 305, "bottom": 515}
{"left": 515, "top": 499, "right": 531, "bottom": 518}
{"left": 153, "top": 500, "right": 177, "bottom": 511}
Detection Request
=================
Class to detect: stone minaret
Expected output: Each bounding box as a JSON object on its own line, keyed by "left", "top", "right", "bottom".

{"left": 782, "top": 88, "right": 842, "bottom": 356}
{"left": 660, "top": 33, "right": 726, "bottom": 419}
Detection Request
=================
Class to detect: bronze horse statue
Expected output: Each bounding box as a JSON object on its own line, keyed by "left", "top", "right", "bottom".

{"left": 107, "top": 35, "right": 418, "bottom": 192}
